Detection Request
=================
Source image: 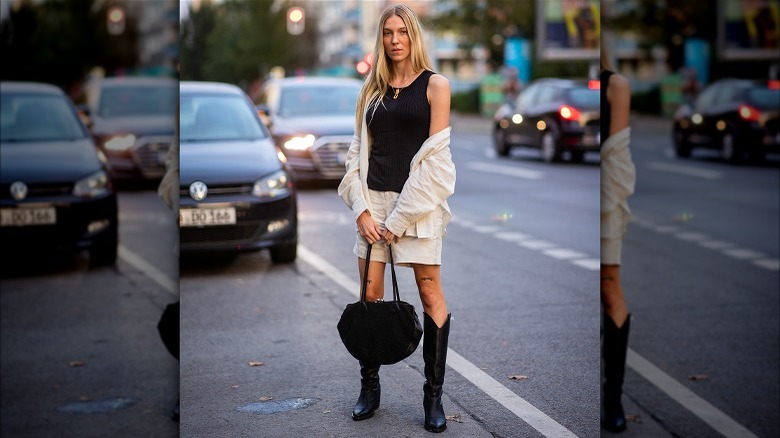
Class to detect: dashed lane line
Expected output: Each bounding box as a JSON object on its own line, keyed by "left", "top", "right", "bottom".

{"left": 646, "top": 162, "right": 723, "bottom": 180}
{"left": 118, "top": 245, "right": 177, "bottom": 297}
{"left": 298, "top": 245, "right": 580, "bottom": 438}
{"left": 466, "top": 162, "right": 545, "bottom": 180}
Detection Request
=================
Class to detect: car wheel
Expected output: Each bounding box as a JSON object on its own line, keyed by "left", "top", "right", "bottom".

{"left": 721, "top": 132, "right": 741, "bottom": 163}
{"left": 673, "top": 129, "right": 691, "bottom": 158}
{"left": 270, "top": 242, "right": 297, "bottom": 264}
{"left": 493, "top": 127, "right": 510, "bottom": 157}
{"left": 540, "top": 131, "right": 561, "bottom": 163}
{"left": 90, "top": 232, "right": 118, "bottom": 267}
{"left": 570, "top": 151, "right": 585, "bottom": 163}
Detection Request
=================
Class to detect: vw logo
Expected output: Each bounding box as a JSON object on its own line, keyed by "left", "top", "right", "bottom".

{"left": 10, "top": 181, "right": 27, "bottom": 201}
{"left": 189, "top": 181, "right": 208, "bottom": 201}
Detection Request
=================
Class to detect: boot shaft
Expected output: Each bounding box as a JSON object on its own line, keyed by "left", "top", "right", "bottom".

{"left": 423, "top": 313, "right": 451, "bottom": 391}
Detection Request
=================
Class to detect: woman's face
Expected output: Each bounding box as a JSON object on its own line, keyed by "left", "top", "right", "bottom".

{"left": 383, "top": 15, "right": 410, "bottom": 63}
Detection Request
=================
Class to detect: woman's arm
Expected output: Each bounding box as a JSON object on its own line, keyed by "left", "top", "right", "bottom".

{"left": 607, "top": 73, "right": 631, "bottom": 136}
{"left": 428, "top": 74, "right": 451, "bottom": 136}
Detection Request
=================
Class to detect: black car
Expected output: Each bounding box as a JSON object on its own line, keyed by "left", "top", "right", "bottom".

{"left": 673, "top": 79, "right": 780, "bottom": 162}
{"left": 179, "top": 81, "right": 297, "bottom": 263}
{"left": 81, "top": 76, "right": 177, "bottom": 180}
{"left": 256, "top": 76, "right": 362, "bottom": 181}
{"left": 0, "top": 82, "right": 118, "bottom": 265}
{"left": 493, "top": 78, "right": 600, "bottom": 162}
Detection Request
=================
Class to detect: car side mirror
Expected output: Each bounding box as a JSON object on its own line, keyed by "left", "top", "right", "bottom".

{"left": 256, "top": 104, "right": 272, "bottom": 128}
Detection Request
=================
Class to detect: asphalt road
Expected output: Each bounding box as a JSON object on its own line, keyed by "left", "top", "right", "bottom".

{"left": 1, "top": 187, "right": 180, "bottom": 438}
{"left": 179, "top": 115, "right": 601, "bottom": 437}
{"left": 612, "top": 115, "right": 780, "bottom": 438}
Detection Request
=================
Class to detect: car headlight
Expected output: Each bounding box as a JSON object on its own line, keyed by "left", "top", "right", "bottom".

{"left": 284, "top": 134, "right": 316, "bottom": 151}
{"left": 74, "top": 170, "right": 111, "bottom": 198}
{"left": 104, "top": 134, "right": 136, "bottom": 151}
{"left": 252, "top": 170, "right": 290, "bottom": 198}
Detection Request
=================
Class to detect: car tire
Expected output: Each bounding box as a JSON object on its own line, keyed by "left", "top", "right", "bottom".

{"left": 570, "top": 151, "right": 585, "bottom": 163}
{"left": 90, "top": 232, "right": 118, "bottom": 267}
{"left": 673, "top": 129, "right": 691, "bottom": 158}
{"left": 540, "top": 130, "right": 561, "bottom": 163}
{"left": 721, "top": 132, "right": 741, "bottom": 163}
{"left": 493, "top": 127, "right": 510, "bottom": 157}
{"left": 270, "top": 242, "right": 297, "bottom": 264}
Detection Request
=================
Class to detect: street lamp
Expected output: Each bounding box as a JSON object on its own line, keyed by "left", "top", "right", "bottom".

{"left": 287, "top": 7, "right": 304, "bottom": 35}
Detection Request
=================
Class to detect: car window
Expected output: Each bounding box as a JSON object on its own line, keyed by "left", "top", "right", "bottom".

{"left": 179, "top": 94, "right": 267, "bottom": 142}
{"left": 535, "top": 86, "right": 559, "bottom": 104}
{"left": 278, "top": 85, "right": 359, "bottom": 117}
{"left": 566, "top": 88, "right": 600, "bottom": 109}
{"left": 746, "top": 88, "right": 780, "bottom": 110}
{"left": 694, "top": 85, "right": 719, "bottom": 111}
{"left": 516, "top": 84, "right": 540, "bottom": 109}
{"left": 98, "top": 84, "right": 177, "bottom": 118}
{"left": 0, "top": 94, "right": 86, "bottom": 142}
{"left": 714, "top": 87, "right": 741, "bottom": 105}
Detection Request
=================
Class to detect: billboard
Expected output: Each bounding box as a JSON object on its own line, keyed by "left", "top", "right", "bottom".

{"left": 719, "top": 0, "right": 779, "bottom": 60}
{"left": 536, "top": 0, "right": 599, "bottom": 60}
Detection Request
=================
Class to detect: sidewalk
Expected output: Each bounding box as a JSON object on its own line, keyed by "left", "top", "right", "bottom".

{"left": 631, "top": 112, "right": 673, "bottom": 136}
{"left": 450, "top": 111, "right": 492, "bottom": 135}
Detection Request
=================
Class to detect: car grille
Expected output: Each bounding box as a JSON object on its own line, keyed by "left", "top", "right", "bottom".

{"left": 179, "top": 184, "right": 253, "bottom": 199}
{"left": 132, "top": 136, "right": 173, "bottom": 179}
{"left": 180, "top": 222, "right": 261, "bottom": 243}
{"left": 312, "top": 136, "right": 351, "bottom": 179}
{"left": 0, "top": 182, "right": 72, "bottom": 199}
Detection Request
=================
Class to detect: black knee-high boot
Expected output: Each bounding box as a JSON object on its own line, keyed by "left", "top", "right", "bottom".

{"left": 352, "top": 362, "right": 380, "bottom": 420}
{"left": 602, "top": 313, "right": 631, "bottom": 433}
{"left": 423, "top": 313, "right": 450, "bottom": 433}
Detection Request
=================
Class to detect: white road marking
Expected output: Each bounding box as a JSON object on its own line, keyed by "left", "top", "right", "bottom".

{"left": 647, "top": 162, "right": 723, "bottom": 180}
{"left": 298, "top": 245, "right": 579, "bottom": 438}
{"left": 627, "top": 349, "right": 759, "bottom": 438}
{"left": 467, "top": 162, "right": 544, "bottom": 180}
{"left": 494, "top": 231, "right": 532, "bottom": 241}
{"left": 697, "top": 239, "right": 736, "bottom": 250}
{"left": 571, "top": 259, "right": 601, "bottom": 271}
{"left": 752, "top": 259, "right": 780, "bottom": 271}
{"left": 722, "top": 248, "right": 766, "bottom": 260}
{"left": 118, "top": 245, "right": 177, "bottom": 296}
{"left": 543, "top": 248, "right": 588, "bottom": 260}
{"left": 652, "top": 225, "right": 681, "bottom": 234}
{"left": 471, "top": 225, "right": 503, "bottom": 234}
{"left": 517, "top": 240, "right": 556, "bottom": 250}
{"left": 675, "top": 232, "right": 709, "bottom": 242}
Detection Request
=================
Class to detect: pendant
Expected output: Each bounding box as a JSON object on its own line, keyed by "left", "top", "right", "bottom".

{"left": 393, "top": 88, "right": 400, "bottom": 99}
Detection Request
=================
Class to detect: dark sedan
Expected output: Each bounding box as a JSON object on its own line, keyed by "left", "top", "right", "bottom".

{"left": 179, "top": 81, "right": 297, "bottom": 263}
{"left": 256, "top": 76, "right": 362, "bottom": 181}
{"left": 493, "top": 78, "right": 600, "bottom": 162}
{"left": 673, "top": 79, "right": 780, "bottom": 162}
{"left": 81, "top": 76, "right": 177, "bottom": 181}
{"left": 1, "top": 82, "right": 118, "bottom": 266}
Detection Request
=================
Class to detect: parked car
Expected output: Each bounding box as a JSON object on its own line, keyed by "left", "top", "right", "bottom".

{"left": 80, "top": 76, "right": 177, "bottom": 181}
{"left": 493, "top": 78, "right": 600, "bottom": 162}
{"left": 673, "top": 79, "right": 780, "bottom": 162}
{"left": 179, "top": 81, "right": 297, "bottom": 263}
{"left": 256, "top": 76, "right": 362, "bottom": 181}
{"left": 0, "top": 81, "right": 118, "bottom": 265}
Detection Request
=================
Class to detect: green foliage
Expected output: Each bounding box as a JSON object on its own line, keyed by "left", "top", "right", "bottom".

{"left": 451, "top": 88, "right": 480, "bottom": 114}
{"left": 631, "top": 86, "right": 661, "bottom": 114}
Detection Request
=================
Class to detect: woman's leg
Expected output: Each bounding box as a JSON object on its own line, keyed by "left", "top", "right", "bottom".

{"left": 358, "top": 258, "right": 386, "bottom": 302}
{"left": 412, "top": 264, "right": 448, "bottom": 327}
{"left": 601, "top": 264, "right": 628, "bottom": 327}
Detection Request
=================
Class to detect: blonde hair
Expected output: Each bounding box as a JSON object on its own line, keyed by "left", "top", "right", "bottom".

{"left": 355, "top": 4, "right": 435, "bottom": 131}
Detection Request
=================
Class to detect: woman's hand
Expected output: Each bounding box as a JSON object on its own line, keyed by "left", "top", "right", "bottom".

{"left": 357, "top": 210, "right": 382, "bottom": 245}
{"left": 380, "top": 228, "right": 399, "bottom": 245}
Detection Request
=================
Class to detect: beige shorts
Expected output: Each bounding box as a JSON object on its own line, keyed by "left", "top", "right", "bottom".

{"left": 353, "top": 190, "right": 442, "bottom": 267}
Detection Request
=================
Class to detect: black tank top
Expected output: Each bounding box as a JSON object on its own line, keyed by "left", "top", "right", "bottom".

{"left": 600, "top": 69, "right": 614, "bottom": 143}
{"left": 367, "top": 70, "right": 434, "bottom": 193}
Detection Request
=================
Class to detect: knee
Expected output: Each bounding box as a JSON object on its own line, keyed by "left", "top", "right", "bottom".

{"left": 416, "top": 278, "right": 442, "bottom": 303}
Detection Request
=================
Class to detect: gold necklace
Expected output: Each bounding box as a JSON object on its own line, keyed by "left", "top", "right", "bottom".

{"left": 393, "top": 87, "right": 401, "bottom": 99}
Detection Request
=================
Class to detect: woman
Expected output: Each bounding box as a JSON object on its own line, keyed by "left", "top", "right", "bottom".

{"left": 600, "top": 47, "right": 636, "bottom": 433}
{"left": 337, "top": 4, "right": 455, "bottom": 433}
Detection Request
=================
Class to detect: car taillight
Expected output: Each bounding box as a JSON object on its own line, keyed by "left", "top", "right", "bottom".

{"left": 738, "top": 104, "right": 760, "bottom": 121}
{"left": 588, "top": 80, "right": 600, "bottom": 90}
{"left": 559, "top": 104, "right": 581, "bottom": 121}
{"left": 769, "top": 80, "right": 780, "bottom": 90}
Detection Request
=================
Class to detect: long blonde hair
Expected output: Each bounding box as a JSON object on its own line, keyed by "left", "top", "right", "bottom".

{"left": 355, "top": 4, "right": 435, "bottom": 131}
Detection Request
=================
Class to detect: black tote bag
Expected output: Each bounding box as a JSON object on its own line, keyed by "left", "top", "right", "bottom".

{"left": 337, "top": 244, "right": 423, "bottom": 365}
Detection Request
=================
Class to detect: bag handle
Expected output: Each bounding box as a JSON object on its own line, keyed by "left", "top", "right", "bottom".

{"left": 360, "top": 244, "right": 401, "bottom": 303}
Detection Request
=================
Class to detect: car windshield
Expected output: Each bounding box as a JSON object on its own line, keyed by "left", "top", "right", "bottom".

{"left": 566, "top": 88, "right": 599, "bottom": 109}
{"left": 180, "top": 94, "right": 267, "bottom": 141}
{"left": 98, "top": 84, "right": 177, "bottom": 118}
{"left": 746, "top": 88, "right": 780, "bottom": 110}
{"left": 278, "top": 85, "right": 359, "bottom": 117}
{"left": 0, "top": 94, "right": 86, "bottom": 142}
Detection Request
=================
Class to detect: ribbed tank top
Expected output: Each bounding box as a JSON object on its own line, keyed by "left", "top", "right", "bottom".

{"left": 367, "top": 70, "right": 434, "bottom": 193}
{"left": 600, "top": 69, "right": 615, "bottom": 143}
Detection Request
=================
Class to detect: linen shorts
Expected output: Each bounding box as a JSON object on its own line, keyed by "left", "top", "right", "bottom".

{"left": 353, "top": 190, "right": 442, "bottom": 267}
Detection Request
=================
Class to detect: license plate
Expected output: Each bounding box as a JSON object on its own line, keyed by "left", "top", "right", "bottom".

{"left": 1, "top": 207, "right": 56, "bottom": 226}
{"left": 179, "top": 207, "right": 236, "bottom": 227}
